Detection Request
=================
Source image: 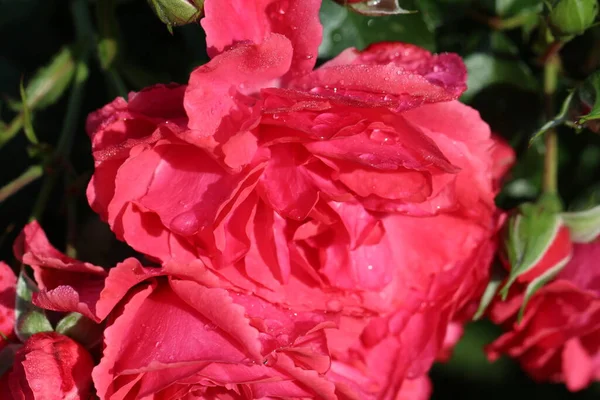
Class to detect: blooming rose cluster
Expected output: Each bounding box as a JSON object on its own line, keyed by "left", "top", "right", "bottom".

{"left": 488, "top": 234, "right": 600, "bottom": 391}
{"left": 0, "top": 0, "right": 516, "bottom": 398}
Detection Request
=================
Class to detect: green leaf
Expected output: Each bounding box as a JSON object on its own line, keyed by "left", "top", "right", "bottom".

{"left": 347, "top": 0, "right": 415, "bottom": 16}
{"left": 500, "top": 195, "right": 564, "bottom": 298}
{"left": 530, "top": 90, "right": 576, "bottom": 143}
{"left": 462, "top": 53, "right": 537, "bottom": 102}
{"left": 56, "top": 313, "right": 103, "bottom": 348}
{"left": 22, "top": 47, "right": 76, "bottom": 111}
{"left": 14, "top": 269, "right": 53, "bottom": 342}
{"left": 319, "top": 0, "right": 434, "bottom": 59}
{"left": 562, "top": 205, "right": 600, "bottom": 243}
{"left": 577, "top": 69, "right": 600, "bottom": 124}
{"left": 518, "top": 258, "right": 568, "bottom": 320}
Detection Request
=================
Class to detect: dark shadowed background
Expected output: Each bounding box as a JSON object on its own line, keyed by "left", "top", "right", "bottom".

{"left": 1, "top": 0, "right": 599, "bottom": 397}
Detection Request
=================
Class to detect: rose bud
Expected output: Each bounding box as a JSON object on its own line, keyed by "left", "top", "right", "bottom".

{"left": 6, "top": 332, "right": 94, "bottom": 400}
{"left": 147, "top": 0, "right": 204, "bottom": 31}
{"left": 488, "top": 237, "right": 600, "bottom": 391}
{"left": 499, "top": 195, "right": 573, "bottom": 317}
{"left": 547, "top": 0, "right": 598, "bottom": 39}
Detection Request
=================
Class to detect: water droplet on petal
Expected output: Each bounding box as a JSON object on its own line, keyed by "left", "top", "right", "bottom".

{"left": 170, "top": 211, "right": 199, "bottom": 236}
{"left": 369, "top": 129, "right": 394, "bottom": 143}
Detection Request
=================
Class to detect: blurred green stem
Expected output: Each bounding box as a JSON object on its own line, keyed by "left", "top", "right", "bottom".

{"left": 30, "top": 0, "right": 92, "bottom": 221}
{"left": 470, "top": 10, "right": 534, "bottom": 30}
{"left": 97, "top": 0, "right": 128, "bottom": 97}
{"left": 0, "top": 165, "right": 43, "bottom": 203}
{"left": 542, "top": 51, "right": 560, "bottom": 195}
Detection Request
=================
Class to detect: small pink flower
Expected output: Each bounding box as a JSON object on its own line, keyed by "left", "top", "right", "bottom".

{"left": 488, "top": 238, "right": 600, "bottom": 391}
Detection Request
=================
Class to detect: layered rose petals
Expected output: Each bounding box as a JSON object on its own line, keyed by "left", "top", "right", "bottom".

{"left": 201, "top": 0, "right": 322, "bottom": 81}
{"left": 488, "top": 238, "right": 600, "bottom": 391}
{"left": 79, "top": 1, "right": 515, "bottom": 398}
{"left": 6, "top": 332, "right": 94, "bottom": 400}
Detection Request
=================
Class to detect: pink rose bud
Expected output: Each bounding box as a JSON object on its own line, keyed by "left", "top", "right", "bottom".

{"left": 7, "top": 332, "right": 94, "bottom": 400}
{"left": 500, "top": 195, "right": 573, "bottom": 318}
{"left": 488, "top": 238, "right": 600, "bottom": 391}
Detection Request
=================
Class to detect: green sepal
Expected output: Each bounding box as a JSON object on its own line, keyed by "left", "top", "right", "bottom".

{"left": 500, "top": 194, "right": 563, "bottom": 299}
{"left": 14, "top": 268, "right": 53, "bottom": 342}
{"left": 518, "top": 257, "right": 569, "bottom": 321}
{"left": 547, "top": 0, "right": 598, "bottom": 38}
{"left": 147, "top": 0, "right": 204, "bottom": 30}
{"left": 562, "top": 205, "right": 600, "bottom": 243}
{"left": 577, "top": 69, "right": 600, "bottom": 125}
{"left": 473, "top": 262, "right": 507, "bottom": 321}
{"left": 56, "top": 312, "right": 103, "bottom": 349}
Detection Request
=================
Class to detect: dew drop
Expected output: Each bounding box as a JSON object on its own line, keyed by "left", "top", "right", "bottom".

{"left": 369, "top": 129, "right": 393, "bottom": 143}
{"left": 170, "top": 211, "right": 200, "bottom": 236}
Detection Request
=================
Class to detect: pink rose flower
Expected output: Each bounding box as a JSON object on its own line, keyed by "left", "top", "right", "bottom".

{"left": 18, "top": 222, "right": 458, "bottom": 399}
{"left": 80, "top": 0, "right": 514, "bottom": 397}
{"left": 488, "top": 238, "right": 600, "bottom": 391}
{"left": 2, "top": 332, "right": 94, "bottom": 400}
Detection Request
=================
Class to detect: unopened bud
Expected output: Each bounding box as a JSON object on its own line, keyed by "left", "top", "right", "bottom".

{"left": 548, "top": 0, "right": 598, "bottom": 38}
{"left": 147, "top": 0, "right": 204, "bottom": 31}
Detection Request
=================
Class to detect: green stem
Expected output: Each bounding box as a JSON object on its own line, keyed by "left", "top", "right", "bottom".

{"left": 0, "top": 165, "right": 43, "bottom": 203}
{"left": 30, "top": 0, "right": 92, "bottom": 221}
{"left": 469, "top": 10, "right": 535, "bottom": 31}
{"left": 97, "top": 0, "right": 128, "bottom": 98}
{"left": 542, "top": 52, "right": 560, "bottom": 195}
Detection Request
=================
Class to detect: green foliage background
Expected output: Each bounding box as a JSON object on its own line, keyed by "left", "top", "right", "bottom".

{"left": 1, "top": 0, "right": 600, "bottom": 397}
